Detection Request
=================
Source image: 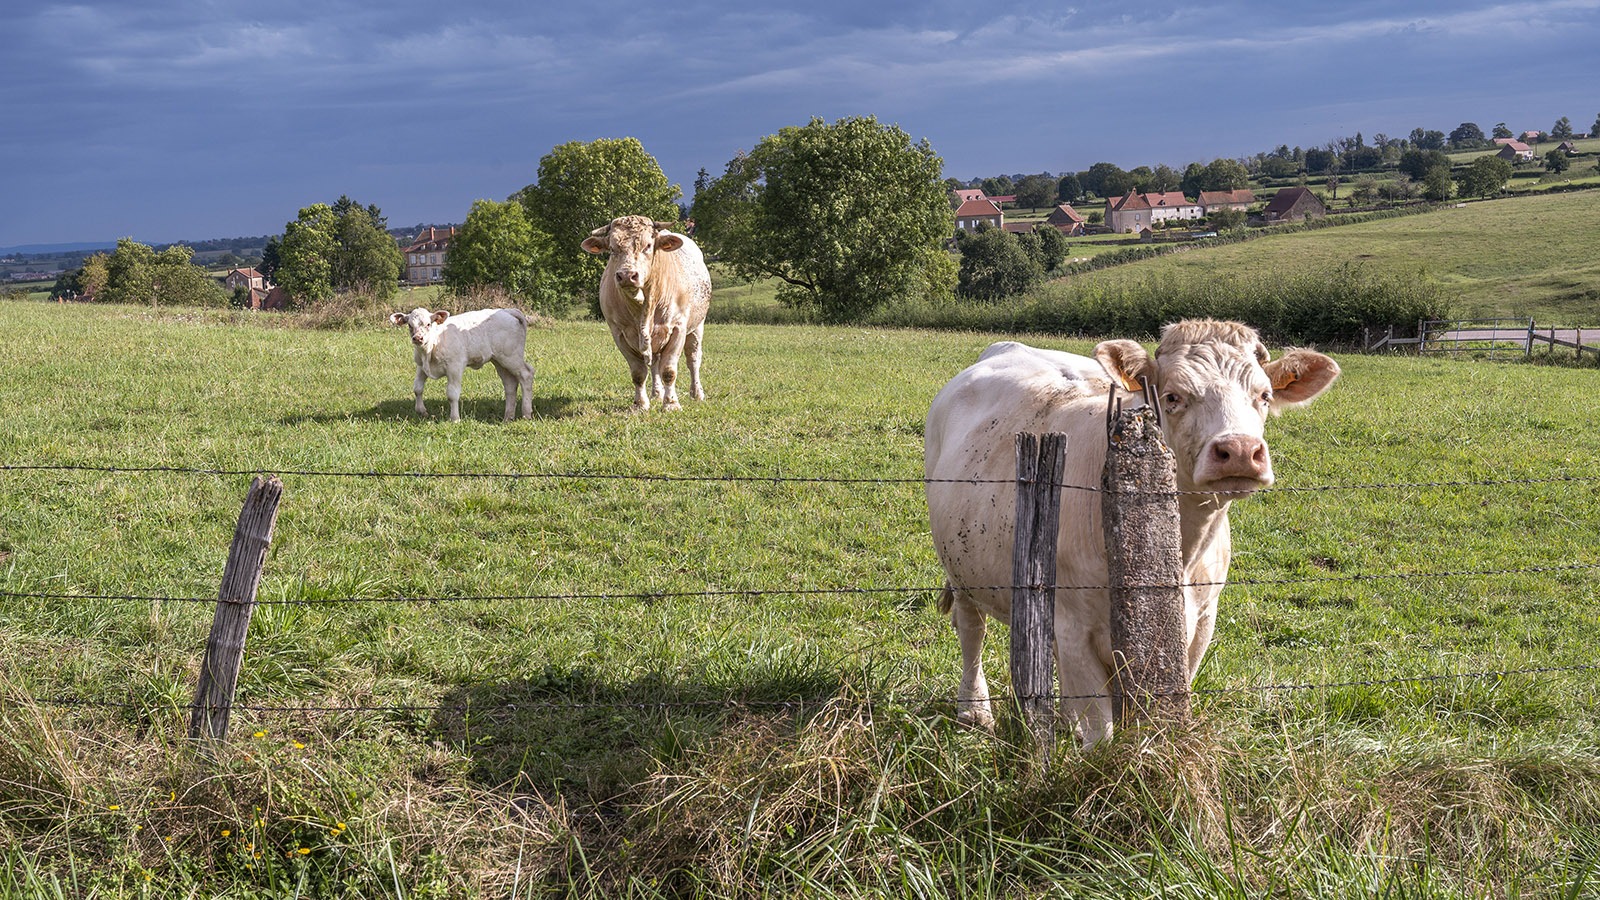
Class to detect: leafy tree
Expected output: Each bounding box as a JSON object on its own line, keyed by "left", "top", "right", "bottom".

{"left": 277, "top": 204, "right": 338, "bottom": 306}
{"left": 1408, "top": 128, "right": 1447, "bottom": 150}
{"left": 1398, "top": 149, "right": 1450, "bottom": 180}
{"left": 1591, "top": 114, "right": 1600, "bottom": 138}
{"left": 692, "top": 115, "right": 955, "bottom": 323}
{"left": 1551, "top": 117, "right": 1575, "bottom": 140}
{"left": 1350, "top": 174, "right": 1381, "bottom": 206}
{"left": 1304, "top": 148, "right": 1338, "bottom": 174}
{"left": 1492, "top": 122, "right": 1513, "bottom": 139}
{"left": 1055, "top": 173, "right": 1082, "bottom": 203}
{"left": 1545, "top": 148, "right": 1571, "bottom": 174}
{"left": 1013, "top": 174, "right": 1057, "bottom": 209}
{"left": 516, "top": 137, "right": 681, "bottom": 314}
{"left": 1421, "top": 165, "right": 1453, "bottom": 201}
{"left": 1197, "top": 158, "right": 1251, "bottom": 191}
{"left": 330, "top": 202, "right": 402, "bottom": 299}
{"left": 1078, "top": 162, "right": 1128, "bottom": 199}
{"left": 96, "top": 238, "right": 225, "bottom": 307}
{"left": 1448, "top": 122, "right": 1486, "bottom": 148}
{"left": 1024, "top": 224, "right": 1069, "bottom": 272}
{"left": 258, "top": 236, "right": 282, "bottom": 282}
{"left": 442, "top": 199, "right": 549, "bottom": 307}
{"left": 1145, "top": 164, "right": 1183, "bottom": 193}
{"left": 1255, "top": 156, "right": 1299, "bottom": 179}
{"left": 1455, "top": 155, "right": 1513, "bottom": 198}
{"left": 977, "top": 175, "right": 1012, "bottom": 198}
{"left": 50, "top": 251, "right": 109, "bottom": 301}
{"left": 1207, "top": 207, "right": 1247, "bottom": 231}
{"left": 955, "top": 226, "right": 1039, "bottom": 302}
{"left": 1379, "top": 174, "right": 1420, "bottom": 202}
{"left": 1341, "top": 145, "right": 1383, "bottom": 169}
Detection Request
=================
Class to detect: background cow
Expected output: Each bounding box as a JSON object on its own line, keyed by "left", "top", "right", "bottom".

{"left": 389, "top": 307, "right": 535, "bottom": 422}
{"left": 924, "top": 320, "right": 1339, "bottom": 745}
{"left": 581, "top": 216, "right": 711, "bottom": 411}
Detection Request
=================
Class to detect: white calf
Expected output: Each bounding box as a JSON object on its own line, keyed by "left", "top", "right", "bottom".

{"left": 389, "top": 307, "right": 535, "bottom": 422}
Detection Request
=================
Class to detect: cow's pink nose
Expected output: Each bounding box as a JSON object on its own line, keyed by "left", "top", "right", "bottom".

{"left": 616, "top": 270, "right": 642, "bottom": 285}
{"left": 1208, "top": 435, "right": 1270, "bottom": 478}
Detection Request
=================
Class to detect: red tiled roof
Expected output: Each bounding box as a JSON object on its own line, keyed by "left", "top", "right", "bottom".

{"left": 1046, "top": 204, "right": 1085, "bottom": 224}
{"left": 402, "top": 226, "right": 456, "bottom": 253}
{"left": 1146, "top": 191, "right": 1191, "bottom": 208}
{"left": 1197, "top": 189, "right": 1255, "bottom": 206}
{"left": 954, "top": 198, "right": 1003, "bottom": 218}
{"left": 1109, "top": 192, "right": 1151, "bottom": 211}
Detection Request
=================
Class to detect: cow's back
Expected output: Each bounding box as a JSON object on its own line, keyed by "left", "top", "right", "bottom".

{"left": 924, "top": 341, "right": 1116, "bottom": 621}
{"left": 648, "top": 234, "right": 711, "bottom": 334}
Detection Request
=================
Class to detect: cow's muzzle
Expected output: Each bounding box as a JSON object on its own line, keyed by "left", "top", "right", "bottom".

{"left": 1195, "top": 434, "right": 1274, "bottom": 493}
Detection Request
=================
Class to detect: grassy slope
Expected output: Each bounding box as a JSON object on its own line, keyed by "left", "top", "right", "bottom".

{"left": 0, "top": 301, "right": 1598, "bottom": 895}
{"left": 1064, "top": 190, "right": 1600, "bottom": 323}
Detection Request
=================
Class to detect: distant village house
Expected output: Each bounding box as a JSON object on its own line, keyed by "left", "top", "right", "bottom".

{"left": 1497, "top": 141, "right": 1536, "bottom": 162}
{"left": 403, "top": 226, "right": 456, "bottom": 284}
{"left": 1045, "top": 203, "right": 1087, "bottom": 236}
{"left": 954, "top": 197, "right": 1004, "bottom": 234}
{"left": 1260, "top": 186, "right": 1326, "bottom": 224}
{"left": 1197, "top": 189, "right": 1256, "bottom": 215}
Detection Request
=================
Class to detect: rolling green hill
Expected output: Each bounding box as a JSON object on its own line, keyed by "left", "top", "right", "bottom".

{"left": 1065, "top": 190, "right": 1600, "bottom": 323}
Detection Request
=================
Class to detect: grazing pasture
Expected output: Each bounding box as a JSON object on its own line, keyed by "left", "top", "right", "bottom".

{"left": 0, "top": 300, "right": 1598, "bottom": 896}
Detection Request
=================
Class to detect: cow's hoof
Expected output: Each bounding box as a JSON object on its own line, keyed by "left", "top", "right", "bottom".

{"left": 663, "top": 400, "right": 682, "bottom": 412}
{"left": 956, "top": 707, "right": 996, "bottom": 732}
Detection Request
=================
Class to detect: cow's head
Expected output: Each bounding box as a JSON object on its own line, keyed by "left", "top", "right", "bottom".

{"left": 581, "top": 215, "right": 684, "bottom": 302}
{"left": 390, "top": 308, "right": 449, "bottom": 345}
{"left": 1094, "top": 319, "right": 1339, "bottom": 496}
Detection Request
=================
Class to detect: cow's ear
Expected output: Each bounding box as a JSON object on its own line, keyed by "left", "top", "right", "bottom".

{"left": 581, "top": 236, "right": 610, "bottom": 255}
{"left": 431, "top": 310, "right": 450, "bottom": 325}
{"left": 1093, "top": 339, "right": 1155, "bottom": 392}
{"left": 389, "top": 312, "right": 407, "bottom": 325}
{"left": 1263, "top": 349, "right": 1340, "bottom": 410}
{"left": 654, "top": 232, "right": 684, "bottom": 252}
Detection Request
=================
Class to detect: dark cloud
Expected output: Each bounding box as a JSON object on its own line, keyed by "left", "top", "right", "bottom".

{"left": 4, "top": 1, "right": 1597, "bottom": 245}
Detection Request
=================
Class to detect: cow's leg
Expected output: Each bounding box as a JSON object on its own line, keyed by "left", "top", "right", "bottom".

{"left": 685, "top": 322, "right": 706, "bottom": 401}
{"left": 493, "top": 362, "right": 518, "bottom": 422}
{"left": 412, "top": 370, "right": 429, "bottom": 417}
{"left": 951, "top": 597, "right": 995, "bottom": 729}
{"left": 1057, "top": 623, "right": 1115, "bottom": 747}
{"left": 518, "top": 360, "right": 535, "bottom": 419}
{"left": 656, "top": 328, "right": 689, "bottom": 411}
{"left": 445, "top": 369, "right": 463, "bottom": 422}
{"left": 608, "top": 325, "right": 651, "bottom": 411}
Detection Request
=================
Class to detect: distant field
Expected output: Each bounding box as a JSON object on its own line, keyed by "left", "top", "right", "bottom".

{"left": 1065, "top": 190, "right": 1600, "bottom": 323}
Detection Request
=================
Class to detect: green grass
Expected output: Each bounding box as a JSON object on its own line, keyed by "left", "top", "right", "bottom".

{"left": 1, "top": 300, "right": 1598, "bottom": 895}
{"left": 1063, "top": 190, "right": 1600, "bottom": 323}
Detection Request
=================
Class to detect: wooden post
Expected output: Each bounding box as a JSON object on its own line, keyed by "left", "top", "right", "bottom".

{"left": 189, "top": 476, "right": 283, "bottom": 743}
{"left": 1011, "top": 432, "right": 1067, "bottom": 764}
{"left": 1102, "top": 407, "right": 1190, "bottom": 728}
{"left": 1526, "top": 319, "right": 1535, "bottom": 360}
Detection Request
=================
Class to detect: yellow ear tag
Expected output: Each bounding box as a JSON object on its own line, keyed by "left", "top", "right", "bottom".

{"left": 1271, "top": 369, "right": 1300, "bottom": 391}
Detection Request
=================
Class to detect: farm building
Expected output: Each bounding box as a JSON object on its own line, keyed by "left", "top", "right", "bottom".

{"left": 1197, "top": 189, "right": 1256, "bottom": 214}
{"left": 954, "top": 197, "right": 1004, "bottom": 234}
{"left": 1108, "top": 191, "right": 1202, "bottom": 232}
{"left": 1261, "top": 186, "right": 1326, "bottom": 224}
{"left": 402, "top": 226, "right": 456, "bottom": 285}
{"left": 1044, "top": 204, "right": 1087, "bottom": 235}
{"left": 1497, "top": 142, "right": 1535, "bottom": 162}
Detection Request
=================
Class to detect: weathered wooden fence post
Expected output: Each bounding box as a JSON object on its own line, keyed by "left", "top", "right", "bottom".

{"left": 1101, "top": 406, "right": 1189, "bottom": 728}
{"left": 189, "top": 476, "right": 283, "bottom": 743}
{"left": 1012, "top": 432, "right": 1067, "bottom": 764}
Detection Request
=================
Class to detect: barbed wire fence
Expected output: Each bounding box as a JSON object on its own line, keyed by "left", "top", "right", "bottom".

{"left": 0, "top": 460, "right": 1597, "bottom": 731}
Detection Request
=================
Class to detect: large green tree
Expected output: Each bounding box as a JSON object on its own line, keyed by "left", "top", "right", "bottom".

{"left": 1551, "top": 117, "right": 1575, "bottom": 140}
{"left": 1456, "top": 155, "right": 1513, "bottom": 198}
{"left": 1448, "top": 122, "right": 1486, "bottom": 148}
{"left": 276, "top": 204, "right": 338, "bottom": 306}
{"left": 93, "top": 238, "right": 225, "bottom": 307}
{"left": 330, "top": 202, "right": 402, "bottom": 300}
{"left": 442, "top": 199, "right": 550, "bottom": 308}
{"left": 1013, "top": 174, "right": 1057, "bottom": 209}
{"left": 692, "top": 115, "right": 956, "bottom": 323}
{"left": 515, "top": 137, "right": 681, "bottom": 314}
{"left": 955, "top": 226, "right": 1038, "bottom": 302}
{"left": 1545, "top": 148, "right": 1571, "bottom": 174}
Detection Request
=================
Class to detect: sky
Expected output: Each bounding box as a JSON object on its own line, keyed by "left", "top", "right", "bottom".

{"left": 4, "top": 0, "right": 1598, "bottom": 250}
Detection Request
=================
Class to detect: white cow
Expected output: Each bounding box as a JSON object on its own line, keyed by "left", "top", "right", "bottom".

{"left": 581, "top": 216, "right": 711, "bottom": 411}
{"left": 924, "top": 319, "right": 1339, "bottom": 745}
{"left": 389, "top": 307, "right": 535, "bottom": 422}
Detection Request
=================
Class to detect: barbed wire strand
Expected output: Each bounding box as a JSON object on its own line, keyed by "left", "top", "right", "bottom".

{"left": 10, "top": 662, "right": 1597, "bottom": 716}
{"left": 2, "top": 561, "right": 1595, "bottom": 607}
{"left": 2, "top": 462, "right": 1597, "bottom": 495}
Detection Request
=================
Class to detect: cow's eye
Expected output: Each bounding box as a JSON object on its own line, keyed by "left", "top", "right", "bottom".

{"left": 1259, "top": 390, "right": 1272, "bottom": 403}
{"left": 1162, "top": 392, "right": 1182, "bottom": 406}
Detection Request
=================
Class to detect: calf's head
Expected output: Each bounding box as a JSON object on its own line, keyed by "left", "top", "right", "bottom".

{"left": 390, "top": 308, "right": 449, "bottom": 345}
{"left": 1094, "top": 319, "right": 1339, "bottom": 495}
{"left": 581, "top": 215, "right": 684, "bottom": 302}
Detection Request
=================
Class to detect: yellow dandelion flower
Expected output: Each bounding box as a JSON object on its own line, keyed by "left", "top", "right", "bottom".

{"left": 297, "top": 847, "right": 310, "bottom": 855}
{"left": 336, "top": 822, "right": 347, "bottom": 831}
{"left": 221, "top": 830, "right": 231, "bottom": 837}
{"left": 108, "top": 805, "right": 120, "bottom": 811}
{"left": 253, "top": 731, "right": 265, "bottom": 738}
